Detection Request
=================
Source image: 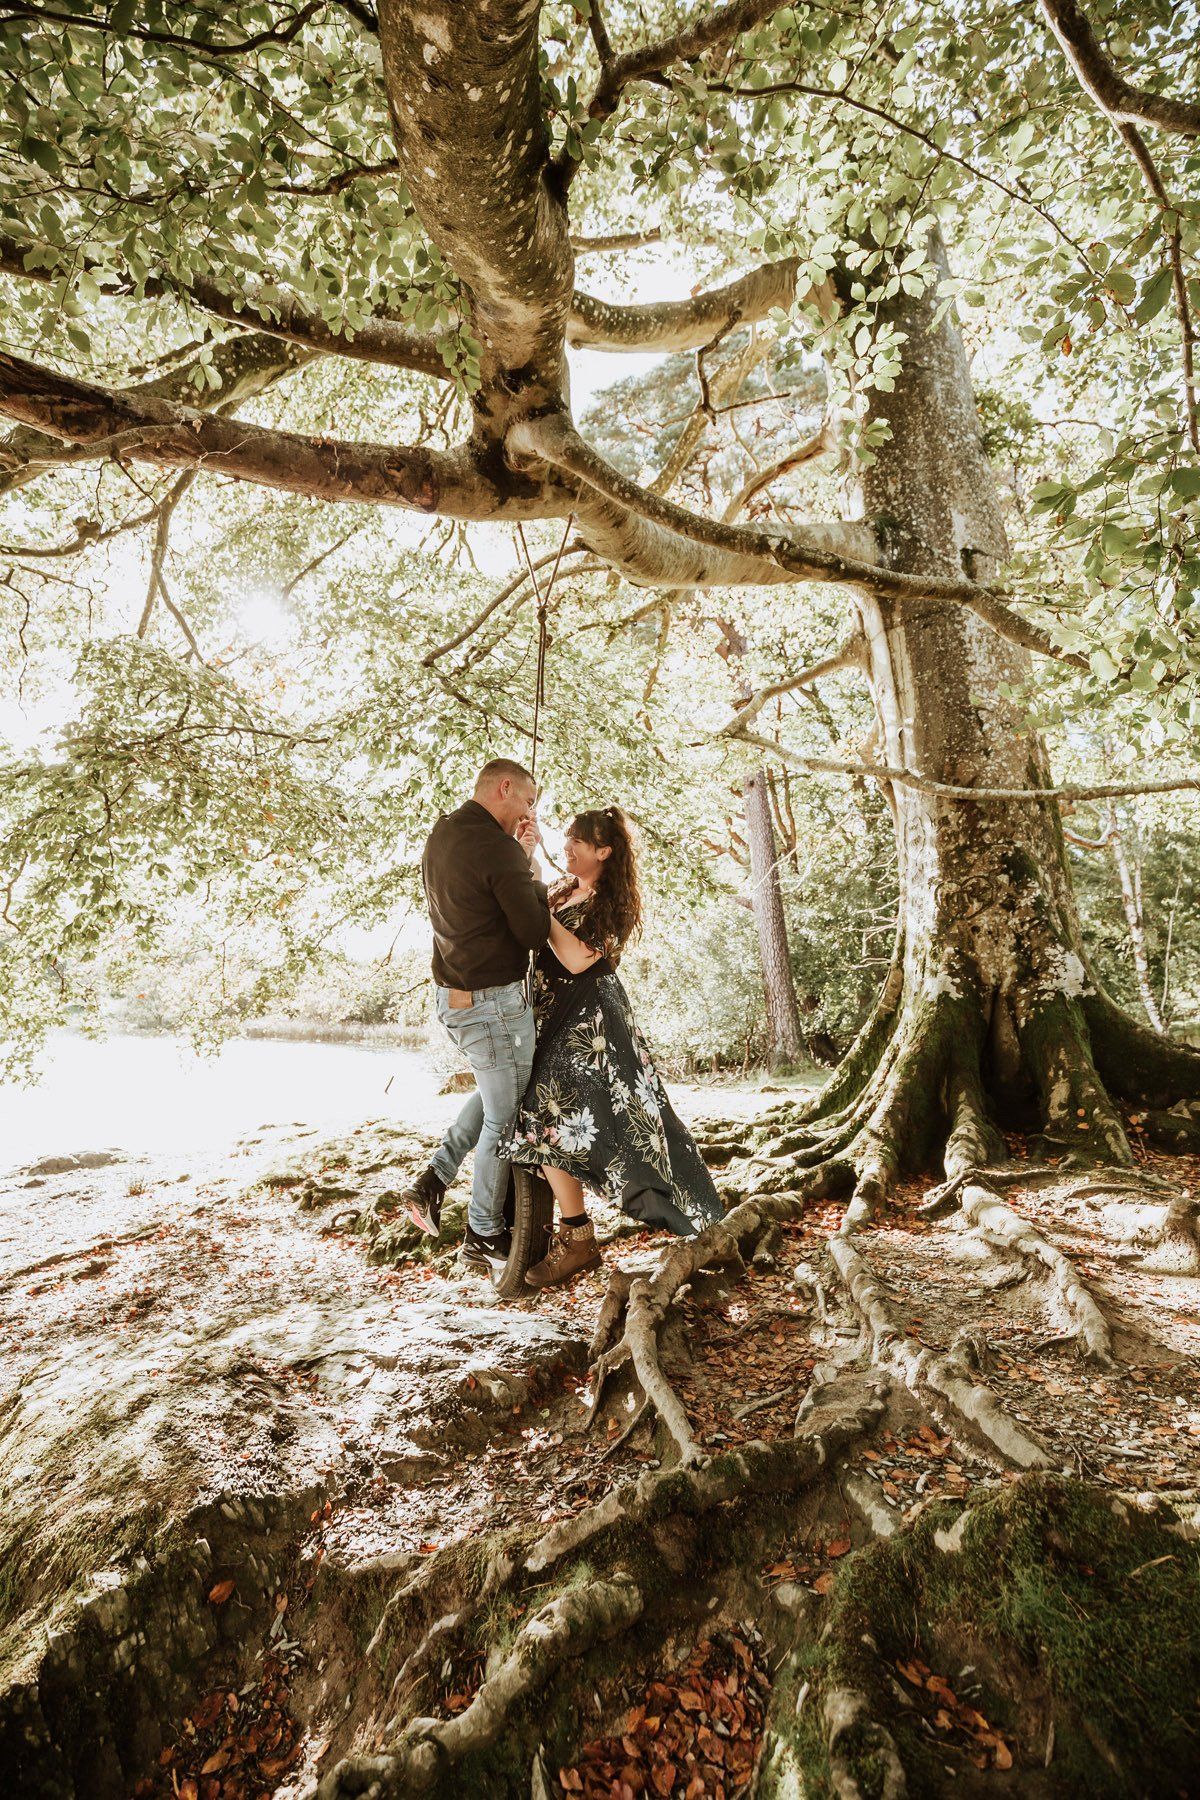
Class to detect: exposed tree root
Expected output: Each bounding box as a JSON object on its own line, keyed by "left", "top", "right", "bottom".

{"left": 319, "top": 1366, "right": 888, "bottom": 1793}
{"left": 956, "top": 1181, "right": 1115, "bottom": 1366}
{"left": 943, "top": 1052, "right": 1007, "bottom": 1179}
{"left": 824, "top": 1686, "right": 908, "bottom": 1800}
{"left": 1020, "top": 994, "right": 1133, "bottom": 1165}
{"left": 826, "top": 1234, "right": 1052, "bottom": 1469}
{"left": 624, "top": 1274, "right": 706, "bottom": 1465}
{"left": 1150, "top": 1192, "right": 1200, "bottom": 1270}
{"left": 525, "top": 1374, "right": 887, "bottom": 1574}
{"left": 319, "top": 1576, "right": 644, "bottom": 1798}
{"left": 588, "top": 1187, "right": 827, "bottom": 1447}
{"left": 1083, "top": 989, "right": 1200, "bottom": 1108}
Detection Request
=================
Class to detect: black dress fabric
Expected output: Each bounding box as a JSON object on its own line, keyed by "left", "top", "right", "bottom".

{"left": 505, "top": 899, "right": 723, "bottom": 1235}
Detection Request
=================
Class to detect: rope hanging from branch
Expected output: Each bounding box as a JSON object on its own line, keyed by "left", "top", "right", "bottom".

{"left": 515, "top": 516, "right": 573, "bottom": 778}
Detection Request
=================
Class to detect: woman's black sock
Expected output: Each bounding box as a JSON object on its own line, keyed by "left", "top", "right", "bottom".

{"left": 561, "top": 1213, "right": 590, "bottom": 1230}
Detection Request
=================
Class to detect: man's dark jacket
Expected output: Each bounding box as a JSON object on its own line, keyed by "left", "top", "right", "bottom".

{"left": 422, "top": 800, "right": 551, "bottom": 989}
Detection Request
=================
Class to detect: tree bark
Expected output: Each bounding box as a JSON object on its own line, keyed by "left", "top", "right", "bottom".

{"left": 744, "top": 767, "right": 805, "bottom": 1071}
{"left": 1107, "top": 807, "right": 1166, "bottom": 1033}
{"left": 762, "top": 238, "right": 1200, "bottom": 1209}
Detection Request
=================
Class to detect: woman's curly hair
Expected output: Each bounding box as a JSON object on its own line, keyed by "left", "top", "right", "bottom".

{"left": 551, "top": 806, "right": 643, "bottom": 961}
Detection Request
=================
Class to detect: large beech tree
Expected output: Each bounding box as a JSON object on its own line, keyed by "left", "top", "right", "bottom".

{"left": 5, "top": 7, "right": 1200, "bottom": 1795}
{"left": 3, "top": 0, "right": 1197, "bottom": 1202}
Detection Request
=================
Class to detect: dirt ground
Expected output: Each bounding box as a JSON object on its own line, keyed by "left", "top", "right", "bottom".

{"left": 2, "top": 1096, "right": 1198, "bottom": 1799}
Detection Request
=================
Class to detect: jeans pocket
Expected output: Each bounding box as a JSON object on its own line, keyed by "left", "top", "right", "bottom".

{"left": 493, "top": 981, "right": 529, "bottom": 1019}
{"left": 452, "top": 1016, "right": 497, "bottom": 1072}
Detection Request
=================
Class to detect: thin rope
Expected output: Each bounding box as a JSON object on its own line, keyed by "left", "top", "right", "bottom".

{"left": 515, "top": 516, "right": 573, "bottom": 778}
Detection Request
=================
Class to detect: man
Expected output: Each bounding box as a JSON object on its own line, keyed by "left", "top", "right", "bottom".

{"left": 402, "top": 758, "right": 550, "bottom": 1276}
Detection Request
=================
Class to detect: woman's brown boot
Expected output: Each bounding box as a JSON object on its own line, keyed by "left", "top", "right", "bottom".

{"left": 525, "top": 1219, "right": 602, "bottom": 1288}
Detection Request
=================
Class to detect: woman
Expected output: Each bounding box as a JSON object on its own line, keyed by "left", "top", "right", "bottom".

{"left": 506, "top": 806, "right": 722, "bottom": 1289}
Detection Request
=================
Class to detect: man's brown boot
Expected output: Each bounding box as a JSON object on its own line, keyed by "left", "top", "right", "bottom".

{"left": 525, "top": 1219, "right": 602, "bottom": 1289}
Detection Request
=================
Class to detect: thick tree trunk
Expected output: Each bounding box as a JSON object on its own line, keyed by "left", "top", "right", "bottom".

{"left": 762, "top": 240, "right": 1200, "bottom": 1211}
{"left": 744, "top": 767, "right": 804, "bottom": 1071}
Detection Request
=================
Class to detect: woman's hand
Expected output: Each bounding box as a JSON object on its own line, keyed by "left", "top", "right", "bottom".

{"left": 548, "top": 916, "right": 601, "bottom": 974}
{"left": 516, "top": 816, "right": 542, "bottom": 875}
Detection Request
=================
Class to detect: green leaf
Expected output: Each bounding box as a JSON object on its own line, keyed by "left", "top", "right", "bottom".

{"left": 1134, "top": 267, "right": 1173, "bottom": 325}
{"left": 22, "top": 137, "right": 60, "bottom": 175}
{"left": 1105, "top": 266, "right": 1136, "bottom": 306}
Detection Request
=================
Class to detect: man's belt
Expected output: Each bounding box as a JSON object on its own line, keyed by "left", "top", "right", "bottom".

{"left": 448, "top": 987, "right": 474, "bottom": 1009}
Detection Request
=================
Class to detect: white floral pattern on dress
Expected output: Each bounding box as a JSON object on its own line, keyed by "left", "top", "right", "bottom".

{"left": 505, "top": 900, "right": 721, "bottom": 1233}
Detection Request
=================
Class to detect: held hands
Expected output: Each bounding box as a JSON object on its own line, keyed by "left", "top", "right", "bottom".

{"left": 517, "top": 816, "right": 542, "bottom": 876}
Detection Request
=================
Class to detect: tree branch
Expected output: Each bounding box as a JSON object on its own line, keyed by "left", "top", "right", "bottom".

{"left": 0, "top": 0, "right": 325, "bottom": 59}
{"left": 1030, "top": 49, "right": 1199, "bottom": 450}
{"left": 0, "top": 349, "right": 560, "bottom": 519}
{"left": 568, "top": 260, "right": 827, "bottom": 352}
{"left": 0, "top": 232, "right": 450, "bottom": 378}
{"left": 734, "top": 731, "right": 1200, "bottom": 804}
{"left": 722, "top": 419, "right": 833, "bottom": 519}
{"left": 571, "top": 229, "right": 663, "bottom": 254}
{"left": 1038, "top": 0, "right": 1200, "bottom": 137}
{"left": 137, "top": 472, "right": 196, "bottom": 639}
{"left": 0, "top": 332, "right": 312, "bottom": 498}
{"left": 716, "top": 634, "right": 868, "bottom": 734}
{"left": 420, "top": 543, "right": 595, "bottom": 665}
{"left": 652, "top": 333, "right": 770, "bottom": 496}
{"left": 508, "top": 412, "right": 1089, "bottom": 664}
{"left": 587, "top": 0, "right": 786, "bottom": 133}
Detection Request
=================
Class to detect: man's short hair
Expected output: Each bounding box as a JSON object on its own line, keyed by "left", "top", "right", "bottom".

{"left": 475, "top": 757, "right": 535, "bottom": 793}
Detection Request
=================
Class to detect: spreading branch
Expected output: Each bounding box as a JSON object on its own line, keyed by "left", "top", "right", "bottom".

{"left": 137, "top": 472, "right": 197, "bottom": 640}
{"left": 586, "top": 0, "right": 787, "bottom": 136}
{"left": 508, "top": 412, "right": 1087, "bottom": 661}
{"left": 1027, "top": 51, "right": 1200, "bottom": 449}
{"left": 0, "top": 233, "right": 450, "bottom": 379}
{"left": 0, "top": 349, "right": 562, "bottom": 519}
{"left": 421, "top": 543, "right": 596, "bottom": 665}
{"left": 716, "top": 634, "right": 868, "bottom": 734}
{"left": 722, "top": 419, "right": 833, "bottom": 520}
{"left": 734, "top": 730, "right": 1200, "bottom": 805}
{"left": 571, "top": 229, "right": 663, "bottom": 254}
{"left": 0, "top": 0, "right": 325, "bottom": 57}
{"left": 568, "top": 260, "right": 820, "bottom": 353}
{"left": 0, "top": 333, "right": 312, "bottom": 498}
{"left": 1037, "top": 0, "right": 1200, "bottom": 138}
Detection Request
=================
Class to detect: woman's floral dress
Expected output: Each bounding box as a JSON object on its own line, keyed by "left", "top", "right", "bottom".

{"left": 505, "top": 899, "right": 722, "bottom": 1236}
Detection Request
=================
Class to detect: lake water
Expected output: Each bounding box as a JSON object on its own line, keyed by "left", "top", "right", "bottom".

{"left": 0, "top": 1031, "right": 460, "bottom": 1175}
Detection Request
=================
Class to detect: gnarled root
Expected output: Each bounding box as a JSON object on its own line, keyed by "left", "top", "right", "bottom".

{"left": 588, "top": 1186, "right": 827, "bottom": 1455}
{"left": 957, "top": 1182, "right": 1115, "bottom": 1367}
{"left": 1083, "top": 989, "right": 1200, "bottom": 1108}
{"left": 827, "top": 1235, "right": 1051, "bottom": 1470}
{"left": 525, "top": 1374, "right": 888, "bottom": 1575}
{"left": 824, "top": 1687, "right": 908, "bottom": 1800}
{"left": 320, "top": 1577, "right": 644, "bottom": 1798}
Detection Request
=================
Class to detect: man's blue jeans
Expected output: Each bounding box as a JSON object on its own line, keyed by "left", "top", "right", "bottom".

{"left": 430, "top": 980, "right": 534, "bottom": 1237}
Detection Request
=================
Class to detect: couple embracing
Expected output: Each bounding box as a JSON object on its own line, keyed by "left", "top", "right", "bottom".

{"left": 401, "top": 758, "right": 721, "bottom": 1290}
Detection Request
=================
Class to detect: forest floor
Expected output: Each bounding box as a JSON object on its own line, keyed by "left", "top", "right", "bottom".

{"left": 1, "top": 1090, "right": 1198, "bottom": 1799}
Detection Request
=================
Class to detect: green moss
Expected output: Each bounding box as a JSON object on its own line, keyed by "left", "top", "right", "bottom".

{"left": 811, "top": 1476, "right": 1200, "bottom": 1794}
{"left": 756, "top": 1643, "right": 834, "bottom": 1799}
